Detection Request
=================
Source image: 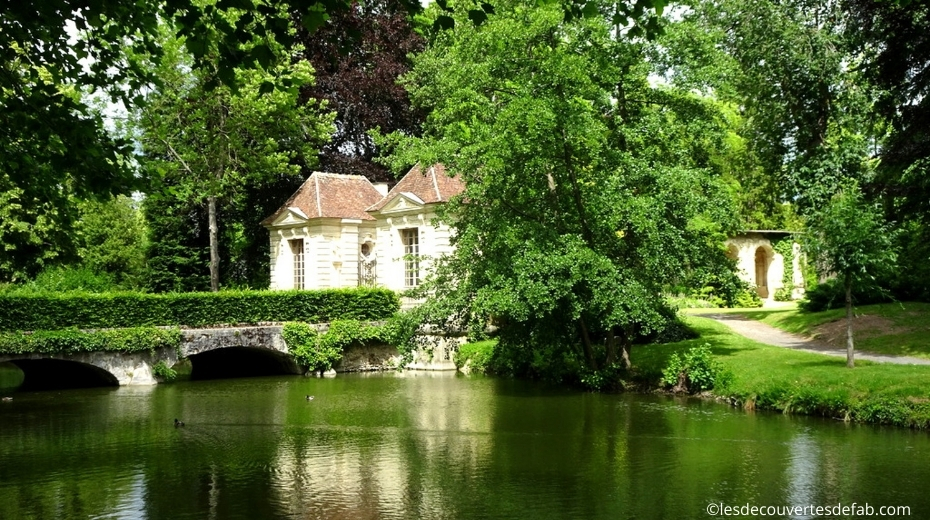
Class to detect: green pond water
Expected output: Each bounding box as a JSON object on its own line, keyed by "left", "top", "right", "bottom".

{"left": 0, "top": 368, "right": 928, "bottom": 519}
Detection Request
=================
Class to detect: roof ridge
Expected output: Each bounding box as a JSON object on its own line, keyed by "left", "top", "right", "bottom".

{"left": 314, "top": 174, "right": 322, "bottom": 218}
{"left": 313, "top": 171, "right": 372, "bottom": 180}
{"left": 430, "top": 165, "right": 442, "bottom": 201}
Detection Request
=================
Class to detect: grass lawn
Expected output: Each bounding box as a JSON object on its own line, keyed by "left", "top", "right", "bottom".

{"left": 634, "top": 316, "right": 930, "bottom": 428}
{"left": 729, "top": 302, "right": 930, "bottom": 359}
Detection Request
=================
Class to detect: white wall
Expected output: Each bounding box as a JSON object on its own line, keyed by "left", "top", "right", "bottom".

{"left": 726, "top": 234, "right": 798, "bottom": 299}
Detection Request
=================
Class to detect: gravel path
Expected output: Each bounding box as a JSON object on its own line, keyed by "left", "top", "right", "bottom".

{"left": 702, "top": 313, "right": 930, "bottom": 366}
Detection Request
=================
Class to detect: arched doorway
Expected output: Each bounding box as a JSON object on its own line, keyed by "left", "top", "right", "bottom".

{"left": 755, "top": 247, "right": 770, "bottom": 298}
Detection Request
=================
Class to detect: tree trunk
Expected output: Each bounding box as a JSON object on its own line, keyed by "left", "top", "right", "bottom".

{"left": 619, "top": 328, "right": 632, "bottom": 370}
{"left": 605, "top": 327, "right": 617, "bottom": 366}
{"left": 845, "top": 274, "right": 854, "bottom": 368}
{"left": 578, "top": 318, "right": 599, "bottom": 372}
{"left": 208, "top": 195, "right": 220, "bottom": 292}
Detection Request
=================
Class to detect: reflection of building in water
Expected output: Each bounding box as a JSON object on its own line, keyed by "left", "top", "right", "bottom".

{"left": 269, "top": 373, "right": 496, "bottom": 518}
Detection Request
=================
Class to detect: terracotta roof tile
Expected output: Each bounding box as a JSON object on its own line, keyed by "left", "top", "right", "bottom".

{"left": 262, "top": 172, "right": 383, "bottom": 225}
{"left": 367, "top": 164, "right": 465, "bottom": 212}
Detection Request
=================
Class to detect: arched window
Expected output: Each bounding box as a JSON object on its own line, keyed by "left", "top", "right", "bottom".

{"left": 359, "top": 240, "right": 376, "bottom": 287}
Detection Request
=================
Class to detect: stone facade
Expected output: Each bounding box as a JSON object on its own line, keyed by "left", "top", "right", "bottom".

{"left": 725, "top": 230, "right": 805, "bottom": 300}
{"left": 263, "top": 164, "right": 464, "bottom": 293}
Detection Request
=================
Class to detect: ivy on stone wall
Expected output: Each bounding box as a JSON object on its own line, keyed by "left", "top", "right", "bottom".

{"left": 772, "top": 237, "right": 795, "bottom": 301}
{"left": 282, "top": 320, "right": 388, "bottom": 373}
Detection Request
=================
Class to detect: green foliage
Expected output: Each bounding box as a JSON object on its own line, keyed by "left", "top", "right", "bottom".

{"left": 454, "top": 340, "right": 497, "bottom": 373}
{"left": 152, "top": 360, "right": 178, "bottom": 382}
{"left": 379, "top": 311, "right": 421, "bottom": 360}
{"left": 283, "top": 320, "right": 387, "bottom": 372}
{"left": 772, "top": 237, "right": 796, "bottom": 301}
{"left": 773, "top": 287, "right": 792, "bottom": 302}
{"left": 803, "top": 184, "right": 899, "bottom": 298}
{"left": 799, "top": 278, "right": 892, "bottom": 312}
{"left": 135, "top": 27, "right": 334, "bottom": 290}
{"left": 0, "top": 174, "right": 80, "bottom": 282}
{"left": 5, "top": 266, "right": 118, "bottom": 294}
{"left": 0, "top": 327, "right": 181, "bottom": 356}
{"left": 77, "top": 195, "right": 147, "bottom": 288}
{"left": 380, "top": 1, "right": 739, "bottom": 380}
{"left": 580, "top": 364, "right": 628, "bottom": 391}
{"left": 0, "top": 288, "right": 399, "bottom": 331}
{"left": 676, "top": 0, "right": 871, "bottom": 214}
{"left": 661, "top": 343, "right": 728, "bottom": 393}
{"left": 734, "top": 289, "right": 763, "bottom": 308}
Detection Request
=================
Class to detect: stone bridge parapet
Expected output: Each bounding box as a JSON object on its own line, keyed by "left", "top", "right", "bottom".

{"left": 180, "top": 325, "right": 287, "bottom": 357}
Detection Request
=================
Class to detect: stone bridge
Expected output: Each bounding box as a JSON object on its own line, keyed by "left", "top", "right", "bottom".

{"left": 0, "top": 326, "right": 294, "bottom": 388}
{"left": 0, "top": 325, "right": 465, "bottom": 388}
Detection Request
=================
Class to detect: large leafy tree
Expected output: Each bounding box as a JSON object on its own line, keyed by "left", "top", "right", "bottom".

{"left": 382, "top": 0, "right": 738, "bottom": 379}
{"left": 844, "top": 0, "right": 930, "bottom": 299}
{"left": 1, "top": 0, "right": 661, "bottom": 280}
{"left": 296, "top": 0, "right": 426, "bottom": 181}
{"left": 136, "top": 31, "right": 334, "bottom": 291}
{"left": 667, "top": 0, "right": 874, "bottom": 215}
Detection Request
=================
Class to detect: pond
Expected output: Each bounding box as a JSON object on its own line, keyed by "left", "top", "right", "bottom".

{"left": 0, "top": 371, "right": 927, "bottom": 519}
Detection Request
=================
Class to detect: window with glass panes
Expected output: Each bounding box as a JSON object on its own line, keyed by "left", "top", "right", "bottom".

{"left": 401, "top": 228, "right": 419, "bottom": 287}
{"left": 289, "top": 238, "right": 304, "bottom": 289}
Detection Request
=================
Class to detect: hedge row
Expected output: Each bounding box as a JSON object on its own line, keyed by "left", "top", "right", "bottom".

{"left": 0, "top": 327, "right": 182, "bottom": 356}
{"left": 0, "top": 288, "right": 400, "bottom": 331}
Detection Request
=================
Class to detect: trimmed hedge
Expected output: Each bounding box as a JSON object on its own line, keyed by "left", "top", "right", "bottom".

{"left": 0, "top": 288, "right": 400, "bottom": 331}
{"left": 0, "top": 327, "right": 182, "bottom": 356}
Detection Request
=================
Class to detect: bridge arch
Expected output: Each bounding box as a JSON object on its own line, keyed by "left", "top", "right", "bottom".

{"left": 4, "top": 358, "right": 119, "bottom": 391}
{"left": 188, "top": 346, "right": 301, "bottom": 380}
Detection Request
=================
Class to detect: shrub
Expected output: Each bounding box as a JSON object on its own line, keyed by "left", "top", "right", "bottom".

{"left": 580, "top": 363, "right": 626, "bottom": 391}
{"left": 454, "top": 340, "right": 496, "bottom": 373}
{"left": 733, "top": 289, "right": 763, "bottom": 308}
{"left": 283, "top": 320, "right": 387, "bottom": 373}
{"left": 0, "top": 288, "right": 400, "bottom": 331}
{"left": 773, "top": 287, "right": 794, "bottom": 302}
{"left": 661, "top": 344, "right": 728, "bottom": 393}
{"left": 799, "top": 277, "right": 893, "bottom": 312}
{"left": 0, "top": 327, "right": 182, "bottom": 356}
{"left": 5, "top": 266, "right": 119, "bottom": 294}
{"left": 152, "top": 360, "right": 177, "bottom": 381}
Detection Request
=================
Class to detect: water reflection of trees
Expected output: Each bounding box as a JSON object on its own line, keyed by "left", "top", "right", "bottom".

{"left": 6, "top": 376, "right": 930, "bottom": 519}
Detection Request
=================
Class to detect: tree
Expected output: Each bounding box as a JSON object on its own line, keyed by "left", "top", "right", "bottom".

{"left": 650, "top": 15, "right": 801, "bottom": 230}
{"left": 843, "top": 0, "right": 930, "bottom": 300}
{"left": 803, "top": 184, "right": 898, "bottom": 368}
{"left": 295, "top": 0, "right": 426, "bottom": 181}
{"left": 136, "top": 30, "right": 334, "bottom": 291}
{"left": 671, "top": 0, "right": 874, "bottom": 215}
{"left": 77, "top": 196, "right": 147, "bottom": 288}
{"left": 381, "top": 0, "right": 738, "bottom": 379}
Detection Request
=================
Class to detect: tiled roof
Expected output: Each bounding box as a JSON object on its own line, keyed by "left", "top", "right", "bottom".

{"left": 261, "top": 172, "right": 383, "bottom": 225}
{"left": 367, "top": 164, "right": 465, "bottom": 212}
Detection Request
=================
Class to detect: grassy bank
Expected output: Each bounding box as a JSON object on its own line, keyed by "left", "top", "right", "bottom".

{"left": 456, "top": 316, "right": 930, "bottom": 428}
{"left": 733, "top": 302, "right": 930, "bottom": 359}
{"left": 637, "top": 316, "right": 930, "bottom": 428}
